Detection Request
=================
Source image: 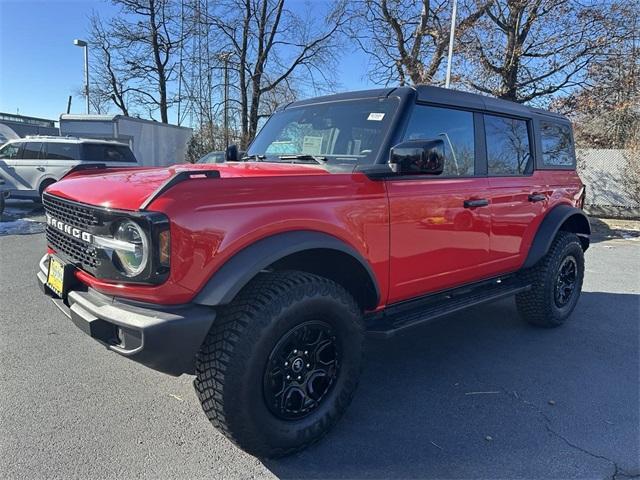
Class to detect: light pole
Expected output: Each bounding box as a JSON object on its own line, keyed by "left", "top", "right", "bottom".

{"left": 444, "top": 0, "right": 458, "bottom": 89}
{"left": 73, "top": 39, "right": 90, "bottom": 114}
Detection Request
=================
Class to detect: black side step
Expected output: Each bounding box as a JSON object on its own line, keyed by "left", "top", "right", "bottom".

{"left": 367, "top": 277, "right": 531, "bottom": 339}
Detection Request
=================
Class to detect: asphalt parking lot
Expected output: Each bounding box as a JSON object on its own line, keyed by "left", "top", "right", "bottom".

{"left": 1, "top": 200, "right": 639, "bottom": 479}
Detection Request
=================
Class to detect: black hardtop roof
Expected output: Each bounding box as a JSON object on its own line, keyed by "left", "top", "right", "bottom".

{"left": 284, "top": 85, "right": 569, "bottom": 123}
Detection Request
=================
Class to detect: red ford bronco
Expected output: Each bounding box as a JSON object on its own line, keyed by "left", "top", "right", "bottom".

{"left": 37, "top": 86, "right": 589, "bottom": 457}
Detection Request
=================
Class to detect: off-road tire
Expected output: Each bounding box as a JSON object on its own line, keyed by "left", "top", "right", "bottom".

{"left": 516, "top": 231, "right": 584, "bottom": 327}
{"left": 194, "top": 270, "right": 365, "bottom": 458}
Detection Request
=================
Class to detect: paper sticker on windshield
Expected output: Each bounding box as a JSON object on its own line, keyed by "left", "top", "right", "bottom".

{"left": 367, "top": 112, "right": 385, "bottom": 121}
{"left": 302, "top": 136, "right": 323, "bottom": 155}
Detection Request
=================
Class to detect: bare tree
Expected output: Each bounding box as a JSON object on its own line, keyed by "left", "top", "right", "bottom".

{"left": 550, "top": 1, "right": 639, "bottom": 204}
{"left": 88, "top": 13, "right": 132, "bottom": 116}
{"left": 207, "top": 0, "right": 346, "bottom": 147}
{"left": 461, "top": 0, "right": 607, "bottom": 103}
{"left": 91, "top": 0, "right": 184, "bottom": 123}
{"left": 348, "top": 0, "right": 492, "bottom": 86}
{"left": 553, "top": 2, "right": 639, "bottom": 149}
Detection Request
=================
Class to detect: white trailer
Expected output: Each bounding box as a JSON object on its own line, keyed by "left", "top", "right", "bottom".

{"left": 59, "top": 114, "right": 192, "bottom": 167}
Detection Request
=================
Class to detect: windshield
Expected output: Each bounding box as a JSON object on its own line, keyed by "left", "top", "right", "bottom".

{"left": 247, "top": 98, "right": 398, "bottom": 165}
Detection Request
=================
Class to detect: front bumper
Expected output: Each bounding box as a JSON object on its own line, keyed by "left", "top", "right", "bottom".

{"left": 37, "top": 255, "right": 215, "bottom": 376}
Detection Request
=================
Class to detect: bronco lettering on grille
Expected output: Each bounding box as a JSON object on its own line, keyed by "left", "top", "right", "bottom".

{"left": 46, "top": 214, "right": 93, "bottom": 243}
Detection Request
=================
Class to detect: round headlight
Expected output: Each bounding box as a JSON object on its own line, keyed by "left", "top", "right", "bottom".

{"left": 113, "top": 220, "right": 149, "bottom": 277}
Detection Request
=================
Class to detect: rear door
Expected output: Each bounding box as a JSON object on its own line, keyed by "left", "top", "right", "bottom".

{"left": 386, "top": 104, "right": 491, "bottom": 304}
{"left": 11, "top": 141, "right": 43, "bottom": 193}
{"left": 484, "top": 114, "right": 550, "bottom": 274}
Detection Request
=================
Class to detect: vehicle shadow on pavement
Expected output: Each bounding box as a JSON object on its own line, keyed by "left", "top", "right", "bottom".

{"left": 589, "top": 217, "right": 640, "bottom": 243}
{"left": 263, "top": 292, "right": 640, "bottom": 479}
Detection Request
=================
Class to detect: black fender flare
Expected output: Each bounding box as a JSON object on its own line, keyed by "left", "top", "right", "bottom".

{"left": 193, "top": 230, "right": 380, "bottom": 307}
{"left": 523, "top": 205, "right": 591, "bottom": 269}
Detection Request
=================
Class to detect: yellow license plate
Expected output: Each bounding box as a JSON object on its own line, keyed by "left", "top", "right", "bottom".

{"left": 47, "top": 256, "right": 66, "bottom": 297}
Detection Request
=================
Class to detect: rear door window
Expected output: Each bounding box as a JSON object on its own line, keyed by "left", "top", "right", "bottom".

{"left": 403, "top": 105, "right": 475, "bottom": 176}
{"left": 45, "top": 143, "right": 80, "bottom": 160}
{"left": 21, "top": 142, "right": 43, "bottom": 160}
{"left": 540, "top": 121, "right": 575, "bottom": 167}
{"left": 82, "top": 144, "right": 136, "bottom": 163}
{"left": 485, "top": 115, "right": 532, "bottom": 175}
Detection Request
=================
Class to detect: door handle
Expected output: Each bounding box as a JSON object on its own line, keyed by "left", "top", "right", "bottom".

{"left": 463, "top": 198, "right": 489, "bottom": 208}
{"left": 528, "top": 193, "right": 546, "bottom": 202}
{"left": 37, "top": 166, "right": 45, "bottom": 172}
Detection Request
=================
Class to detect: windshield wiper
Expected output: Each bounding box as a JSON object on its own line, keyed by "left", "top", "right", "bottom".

{"left": 241, "top": 154, "right": 266, "bottom": 162}
{"left": 278, "top": 154, "right": 327, "bottom": 164}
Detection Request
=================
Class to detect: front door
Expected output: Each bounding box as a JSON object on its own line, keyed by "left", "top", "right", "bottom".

{"left": 0, "top": 142, "right": 23, "bottom": 191}
{"left": 386, "top": 104, "right": 491, "bottom": 304}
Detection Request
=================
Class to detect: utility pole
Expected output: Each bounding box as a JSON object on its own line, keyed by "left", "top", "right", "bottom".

{"left": 73, "top": 39, "right": 90, "bottom": 114}
{"left": 445, "top": 0, "right": 458, "bottom": 89}
{"left": 218, "top": 52, "right": 233, "bottom": 148}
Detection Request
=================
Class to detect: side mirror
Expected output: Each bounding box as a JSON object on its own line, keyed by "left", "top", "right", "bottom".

{"left": 225, "top": 144, "right": 239, "bottom": 162}
{"left": 389, "top": 139, "right": 445, "bottom": 175}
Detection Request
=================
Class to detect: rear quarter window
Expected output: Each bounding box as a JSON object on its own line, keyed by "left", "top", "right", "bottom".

{"left": 82, "top": 144, "right": 136, "bottom": 163}
{"left": 540, "top": 121, "right": 575, "bottom": 168}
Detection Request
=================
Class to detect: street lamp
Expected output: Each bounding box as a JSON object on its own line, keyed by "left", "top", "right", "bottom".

{"left": 444, "top": 0, "right": 458, "bottom": 89}
{"left": 73, "top": 39, "right": 90, "bottom": 114}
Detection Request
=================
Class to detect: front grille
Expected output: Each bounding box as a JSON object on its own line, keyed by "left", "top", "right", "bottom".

{"left": 46, "top": 227, "right": 99, "bottom": 268}
{"left": 43, "top": 194, "right": 100, "bottom": 270}
{"left": 42, "top": 194, "right": 100, "bottom": 229}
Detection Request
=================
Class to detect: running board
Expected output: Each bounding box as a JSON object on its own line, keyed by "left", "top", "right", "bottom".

{"left": 366, "top": 277, "right": 531, "bottom": 339}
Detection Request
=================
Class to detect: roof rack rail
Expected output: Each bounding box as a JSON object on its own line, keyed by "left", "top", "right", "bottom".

{"left": 140, "top": 170, "right": 221, "bottom": 210}
{"left": 24, "top": 134, "right": 81, "bottom": 140}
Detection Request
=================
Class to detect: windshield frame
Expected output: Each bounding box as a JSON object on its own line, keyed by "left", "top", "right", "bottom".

{"left": 246, "top": 96, "right": 405, "bottom": 169}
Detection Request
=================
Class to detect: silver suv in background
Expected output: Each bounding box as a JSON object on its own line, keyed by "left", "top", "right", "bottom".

{"left": 0, "top": 136, "right": 138, "bottom": 201}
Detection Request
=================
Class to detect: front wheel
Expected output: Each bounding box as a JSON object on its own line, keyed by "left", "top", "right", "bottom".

{"left": 516, "top": 231, "right": 585, "bottom": 327}
{"left": 194, "top": 271, "right": 364, "bottom": 458}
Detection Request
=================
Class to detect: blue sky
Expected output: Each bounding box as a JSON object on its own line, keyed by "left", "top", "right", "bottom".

{"left": 0, "top": 0, "right": 374, "bottom": 124}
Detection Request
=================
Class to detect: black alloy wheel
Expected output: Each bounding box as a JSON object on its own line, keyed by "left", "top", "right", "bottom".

{"left": 555, "top": 255, "right": 578, "bottom": 307}
{"left": 263, "top": 320, "right": 340, "bottom": 420}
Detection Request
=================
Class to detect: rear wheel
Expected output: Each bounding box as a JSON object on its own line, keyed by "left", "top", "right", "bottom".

{"left": 516, "top": 231, "right": 585, "bottom": 327}
{"left": 194, "top": 270, "right": 364, "bottom": 458}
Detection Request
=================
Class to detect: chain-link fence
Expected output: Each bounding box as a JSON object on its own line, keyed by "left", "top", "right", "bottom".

{"left": 577, "top": 149, "right": 640, "bottom": 219}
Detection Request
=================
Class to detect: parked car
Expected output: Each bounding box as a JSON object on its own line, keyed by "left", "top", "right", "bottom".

{"left": 197, "top": 149, "right": 246, "bottom": 164}
{"left": 0, "top": 136, "right": 137, "bottom": 201}
{"left": 36, "top": 86, "right": 589, "bottom": 458}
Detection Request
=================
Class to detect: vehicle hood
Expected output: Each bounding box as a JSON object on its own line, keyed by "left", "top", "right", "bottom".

{"left": 45, "top": 162, "right": 329, "bottom": 210}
